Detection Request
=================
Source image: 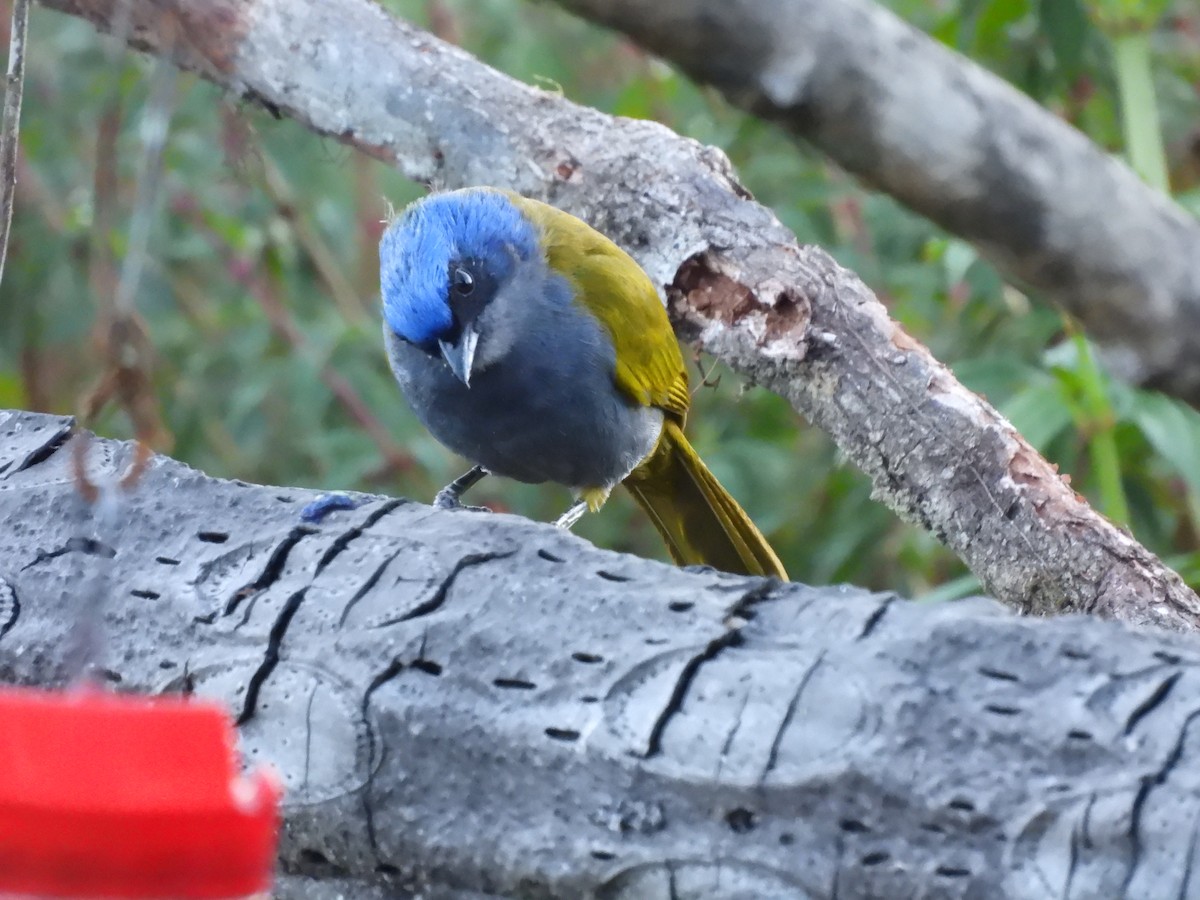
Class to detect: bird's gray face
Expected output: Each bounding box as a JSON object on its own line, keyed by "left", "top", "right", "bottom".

{"left": 436, "top": 257, "right": 496, "bottom": 386}
{"left": 436, "top": 249, "right": 544, "bottom": 386}
{"left": 379, "top": 189, "right": 542, "bottom": 389}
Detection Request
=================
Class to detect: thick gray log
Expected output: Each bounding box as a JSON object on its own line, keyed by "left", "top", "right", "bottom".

{"left": 33, "top": 0, "right": 1200, "bottom": 630}
{"left": 553, "top": 0, "right": 1200, "bottom": 404}
{"left": 2, "top": 408, "right": 1200, "bottom": 899}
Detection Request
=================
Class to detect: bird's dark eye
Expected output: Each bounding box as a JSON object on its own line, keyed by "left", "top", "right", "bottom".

{"left": 451, "top": 266, "right": 474, "bottom": 297}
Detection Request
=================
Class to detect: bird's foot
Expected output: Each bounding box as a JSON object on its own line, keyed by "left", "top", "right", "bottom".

{"left": 433, "top": 466, "right": 489, "bottom": 511}
{"left": 554, "top": 499, "right": 589, "bottom": 530}
{"left": 433, "top": 488, "right": 461, "bottom": 509}
{"left": 434, "top": 494, "right": 492, "bottom": 514}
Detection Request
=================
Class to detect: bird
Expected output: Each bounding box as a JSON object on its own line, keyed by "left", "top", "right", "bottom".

{"left": 378, "top": 187, "right": 787, "bottom": 580}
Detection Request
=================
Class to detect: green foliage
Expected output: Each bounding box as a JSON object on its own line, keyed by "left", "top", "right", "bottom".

{"left": 2, "top": 0, "right": 1199, "bottom": 597}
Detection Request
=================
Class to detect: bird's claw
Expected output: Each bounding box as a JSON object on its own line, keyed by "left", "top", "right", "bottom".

{"left": 433, "top": 488, "right": 460, "bottom": 510}
{"left": 433, "top": 489, "right": 490, "bottom": 513}
{"left": 554, "top": 499, "right": 588, "bottom": 530}
{"left": 433, "top": 466, "right": 489, "bottom": 511}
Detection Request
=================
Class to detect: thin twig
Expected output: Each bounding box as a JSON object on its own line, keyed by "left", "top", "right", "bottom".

{"left": 82, "top": 25, "right": 179, "bottom": 450}
{"left": 259, "top": 150, "right": 371, "bottom": 324}
{"left": 114, "top": 57, "right": 177, "bottom": 315}
{"left": 0, "top": 0, "right": 30, "bottom": 289}
{"left": 690, "top": 352, "right": 721, "bottom": 392}
{"left": 88, "top": 88, "right": 122, "bottom": 307}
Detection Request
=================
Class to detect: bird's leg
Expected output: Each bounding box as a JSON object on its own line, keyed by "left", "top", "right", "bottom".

{"left": 556, "top": 487, "right": 608, "bottom": 530}
{"left": 434, "top": 465, "right": 489, "bottom": 511}
{"left": 555, "top": 498, "right": 589, "bottom": 530}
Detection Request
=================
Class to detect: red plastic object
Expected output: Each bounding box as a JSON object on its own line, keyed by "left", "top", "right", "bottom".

{"left": 0, "top": 685, "right": 281, "bottom": 898}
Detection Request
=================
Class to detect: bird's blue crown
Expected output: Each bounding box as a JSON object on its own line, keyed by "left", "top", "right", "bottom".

{"left": 380, "top": 189, "right": 539, "bottom": 346}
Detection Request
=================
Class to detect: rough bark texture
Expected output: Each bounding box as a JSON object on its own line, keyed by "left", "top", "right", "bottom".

{"left": 32, "top": 0, "right": 1200, "bottom": 630}
{"left": 4, "top": 409, "right": 1200, "bottom": 899}
{"left": 554, "top": 0, "right": 1200, "bottom": 405}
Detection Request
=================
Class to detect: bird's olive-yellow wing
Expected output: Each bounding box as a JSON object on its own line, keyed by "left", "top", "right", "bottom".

{"left": 508, "top": 193, "right": 690, "bottom": 420}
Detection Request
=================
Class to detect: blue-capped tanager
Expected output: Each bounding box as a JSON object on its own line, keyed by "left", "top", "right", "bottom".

{"left": 379, "top": 187, "right": 787, "bottom": 579}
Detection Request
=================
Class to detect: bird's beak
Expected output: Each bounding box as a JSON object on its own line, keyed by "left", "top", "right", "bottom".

{"left": 439, "top": 325, "right": 479, "bottom": 387}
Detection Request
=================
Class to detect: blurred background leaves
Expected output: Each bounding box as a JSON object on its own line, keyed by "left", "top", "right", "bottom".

{"left": 2, "top": 0, "right": 1198, "bottom": 597}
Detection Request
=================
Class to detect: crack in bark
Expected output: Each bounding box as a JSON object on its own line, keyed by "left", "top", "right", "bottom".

{"left": 9, "top": 419, "right": 73, "bottom": 476}
{"left": 21, "top": 537, "right": 115, "bottom": 570}
{"left": 372, "top": 550, "right": 516, "bottom": 628}
{"left": 1177, "top": 812, "right": 1200, "bottom": 900}
{"left": 1108, "top": 660, "right": 1185, "bottom": 684}
{"left": 726, "top": 578, "right": 778, "bottom": 622}
{"left": 336, "top": 510, "right": 442, "bottom": 628}
{"left": 302, "top": 682, "right": 319, "bottom": 793}
{"left": 1123, "top": 671, "right": 1182, "bottom": 737}
{"left": 314, "top": 498, "right": 407, "bottom": 577}
{"left": 644, "top": 628, "right": 744, "bottom": 758}
{"left": 236, "top": 587, "right": 308, "bottom": 726}
{"left": 360, "top": 655, "right": 408, "bottom": 864}
{"left": 1123, "top": 707, "right": 1200, "bottom": 896}
{"left": 338, "top": 547, "right": 412, "bottom": 628}
{"left": 1065, "top": 800, "right": 1083, "bottom": 898}
{"left": 714, "top": 687, "right": 751, "bottom": 782}
{"left": 760, "top": 651, "right": 827, "bottom": 784}
{"left": 1081, "top": 792, "right": 1096, "bottom": 850}
{"left": 337, "top": 547, "right": 405, "bottom": 628}
{"left": 234, "top": 590, "right": 263, "bottom": 630}
{"left": 830, "top": 832, "right": 844, "bottom": 900}
{"left": 224, "top": 524, "right": 316, "bottom": 617}
{"left": 858, "top": 596, "right": 895, "bottom": 640}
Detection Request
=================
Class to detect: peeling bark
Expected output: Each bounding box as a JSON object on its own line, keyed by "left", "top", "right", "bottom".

{"left": 4, "top": 411, "right": 1200, "bottom": 898}
{"left": 31, "top": 0, "right": 1200, "bottom": 629}
{"left": 552, "top": 0, "right": 1200, "bottom": 405}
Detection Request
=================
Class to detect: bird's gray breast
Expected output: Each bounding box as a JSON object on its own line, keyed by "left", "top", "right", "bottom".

{"left": 384, "top": 283, "right": 662, "bottom": 490}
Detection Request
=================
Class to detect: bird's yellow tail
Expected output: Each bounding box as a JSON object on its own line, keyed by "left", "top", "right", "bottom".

{"left": 623, "top": 420, "right": 787, "bottom": 579}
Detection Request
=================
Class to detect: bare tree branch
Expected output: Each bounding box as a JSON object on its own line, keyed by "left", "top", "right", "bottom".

{"left": 4, "top": 410, "right": 1200, "bottom": 898}
{"left": 32, "top": 0, "right": 1200, "bottom": 630}
{"left": 0, "top": 0, "right": 30, "bottom": 289}
{"left": 551, "top": 0, "right": 1200, "bottom": 406}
